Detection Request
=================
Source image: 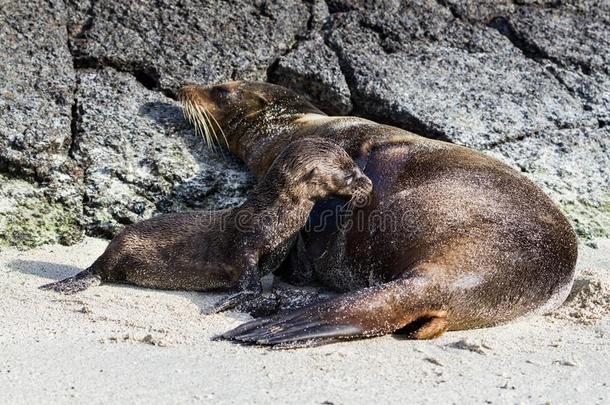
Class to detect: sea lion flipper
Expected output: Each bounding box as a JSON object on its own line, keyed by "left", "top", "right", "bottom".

{"left": 39, "top": 267, "right": 101, "bottom": 294}
{"left": 207, "top": 259, "right": 264, "bottom": 314}
{"left": 219, "top": 277, "right": 441, "bottom": 346}
{"left": 219, "top": 301, "right": 365, "bottom": 346}
{"left": 206, "top": 290, "right": 261, "bottom": 314}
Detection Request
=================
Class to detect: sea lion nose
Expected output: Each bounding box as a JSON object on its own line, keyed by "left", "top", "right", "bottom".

{"left": 352, "top": 174, "right": 373, "bottom": 207}
{"left": 177, "top": 84, "right": 199, "bottom": 99}
{"left": 357, "top": 174, "right": 373, "bottom": 195}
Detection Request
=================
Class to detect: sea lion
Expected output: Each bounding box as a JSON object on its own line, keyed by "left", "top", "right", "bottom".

{"left": 178, "top": 81, "right": 578, "bottom": 347}
{"left": 40, "top": 137, "right": 373, "bottom": 313}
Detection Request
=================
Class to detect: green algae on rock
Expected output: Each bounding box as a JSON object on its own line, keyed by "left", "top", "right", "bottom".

{"left": 0, "top": 176, "right": 82, "bottom": 250}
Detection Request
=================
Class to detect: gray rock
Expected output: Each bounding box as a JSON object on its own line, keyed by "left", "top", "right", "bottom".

{"left": 0, "top": 174, "right": 81, "bottom": 249}
{"left": 269, "top": 34, "right": 353, "bottom": 115}
{"left": 448, "top": 0, "right": 610, "bottom": 75}
{"left": 1, "top": 0, "right": 609, "bottom": 247}
{"left": 445, "top": 0, "right": 610, "bottom": 123}
{"left": 325, "top": 8, "right": 591, "bottom": 148}
{"left": 309, "top": 0, "right": 331, "bottom": 31}
{"left": 73, "top": 68, "right": 252, "bottom": 237}
{"left": 67, "top": 0, "right": 309, "bottom": 91}
{"left": 0, "top": 0, "right": 82, "bottom": 249}
{"left": 487, "top": 127, "right": 610, "bottom": 239}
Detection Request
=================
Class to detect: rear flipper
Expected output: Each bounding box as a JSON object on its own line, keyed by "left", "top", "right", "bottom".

{"left": 39, "top": 267, "right": 101, "bottom": 294}
{"left": 217, "top": 277, "right": 448, "bottom": 347}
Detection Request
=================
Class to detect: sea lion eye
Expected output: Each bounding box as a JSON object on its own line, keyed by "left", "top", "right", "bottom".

{"left": 212, "top": 86, "right": 231, "bottom": 99}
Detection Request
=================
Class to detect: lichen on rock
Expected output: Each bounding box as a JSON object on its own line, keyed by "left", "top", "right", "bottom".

{"left": 0, "top": 175, "right": 82, "bottom": 249}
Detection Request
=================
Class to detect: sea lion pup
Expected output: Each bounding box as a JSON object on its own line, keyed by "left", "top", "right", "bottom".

{"left": 178, "top": 81, "right": 578, "bottom": 347}
{"left": 40, "top": 137, "right": 373, "bottom": 313}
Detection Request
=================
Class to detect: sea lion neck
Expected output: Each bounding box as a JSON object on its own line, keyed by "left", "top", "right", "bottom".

{"left": 240, "top": 173, "right": 316, "bottom": 213}
{"left": 227, "top": 110, "right": 322, "bottom": 178}
{"left": 224, "top": 170, "right": 316, "bottom": 254}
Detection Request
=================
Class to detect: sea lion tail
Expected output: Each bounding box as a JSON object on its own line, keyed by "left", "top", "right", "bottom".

{"left": 217, "top": 276, "right": 447, "bottom": 348}
{"left": 39, "top": 266, "right": 102, "bottom": 294}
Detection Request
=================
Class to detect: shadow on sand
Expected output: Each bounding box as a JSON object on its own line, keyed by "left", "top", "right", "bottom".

{"left": 9, "top": 259, "right": 82, "bottom": 281}
{"left": 7, "top": 259, "right": 239, "bottom": 318}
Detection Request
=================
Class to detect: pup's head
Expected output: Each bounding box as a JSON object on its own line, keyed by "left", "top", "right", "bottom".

{"left": 268, "top": 138, "right": 373, "bottom": 204}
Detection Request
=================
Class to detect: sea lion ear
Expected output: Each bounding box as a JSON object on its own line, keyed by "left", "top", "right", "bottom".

{"left": 254, "top": 93, "right": 270, "bottom": 105}
{"left": 303, "top": 167, "right": 320, "bottom": 181}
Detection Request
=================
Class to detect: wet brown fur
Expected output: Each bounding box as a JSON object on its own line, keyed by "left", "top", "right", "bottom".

{"left": 40, "top": 137, "right": 372, "bottom": 311}
{"left": 177, "top": 81, "right": 578, "bottom": 346}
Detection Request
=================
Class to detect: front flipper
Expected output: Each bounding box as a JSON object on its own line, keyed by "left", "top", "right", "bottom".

{"left": 208, "top": 290, "right": 261, "bottom": 314}
{"left": 209, "top": 280, "right": 325, "bottom": 316}
{"left": 207, "top": 256, "right": 262, "bottom": 314}
{"left": 217, "top": 277, "right": 447, "bottom": 347}
{"left": 235, "top": 284, "right": 326, "bottom": 317}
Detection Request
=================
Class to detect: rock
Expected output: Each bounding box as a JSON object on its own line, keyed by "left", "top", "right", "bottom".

{"left": 324, "top": 7, "right": 591, "bottom": 148}
{"left": 73, "top": 68, "right": 252, "bottom": 237}
{"left": 67, "top": 0, "right": 309, "bottom": 91}
{"left": 0, "top": 0, "right": 83, "bottom": 249}
{"left": 0, "top": 175, "right": 81, "bottom": 249}
{"left": 269, "top": 34, "right": 353, "bottom": 115}
{"left": 448, "top": 0, "right": 610, "bottom": 123}
{"left": 447, "top": 1, "right": 610, "bottom": 75}
{"left": 1, "top": 0, "right": 609, "bottom": 247}
{"left": 309, "top": 0, "right": 332, "bottom": 31}
{"left": 487, "top": 127, "right": 610, "bottom": 239}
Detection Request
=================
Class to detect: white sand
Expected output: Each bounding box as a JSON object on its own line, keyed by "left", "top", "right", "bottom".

{"left": 1, "top": 237, "right": 609, "bottom": 404}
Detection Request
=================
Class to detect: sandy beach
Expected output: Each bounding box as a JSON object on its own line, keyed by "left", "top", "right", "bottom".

{"left": 1, "top": 237, "right": 609, "bottom": 404}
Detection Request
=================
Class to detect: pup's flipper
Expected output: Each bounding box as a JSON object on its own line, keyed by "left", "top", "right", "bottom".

{"left": 39, "top": 267, "right": 101, "bottom": 294}
{"left": 206, "top": 290, "right": 261, "bottom": 314}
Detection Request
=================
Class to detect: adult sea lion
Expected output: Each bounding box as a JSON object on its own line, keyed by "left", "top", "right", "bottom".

{"left": 40, "top": 137, "right": 372, "bottom": 313}
{"left": 179, "top": 81, "right": 578, "bottom": 347}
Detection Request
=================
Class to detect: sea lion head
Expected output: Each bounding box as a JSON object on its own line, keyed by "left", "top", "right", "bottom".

{"left": 268, "top": 138, "right": 372, "bottom": 204}
{"left": 178, "top": 81, "right": 319, "bottom": 151}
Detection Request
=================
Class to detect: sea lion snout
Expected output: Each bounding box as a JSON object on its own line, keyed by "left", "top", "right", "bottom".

{"left": 335, "top": 168, "right": 372, "bottom": 207}
{"left": 354, "top": 174, "right": 373, "bottom": 207}
{"left": 178, "top": 81, "right": 241, "bottom": 100}
{"left": 178, "top": 82, "right": 242, "bottom": 115}
{"left": 178, "top": 81, "right": 272, "bottom": 151}
{"left": 353, "top": 170, "right": 373, "bottom": 196}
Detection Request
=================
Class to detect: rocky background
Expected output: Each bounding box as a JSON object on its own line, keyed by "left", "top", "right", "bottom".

{"left": 1, "top": 0, "right": 608, "bottom": 249}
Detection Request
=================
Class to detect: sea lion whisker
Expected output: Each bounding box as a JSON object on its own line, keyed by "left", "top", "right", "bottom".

{"left": 198, "top": 105, "right": 215, "bottom": 150}
{"left": 199, "top": 108, "right": 218, "bottom": 150}
{"left": 203, "top": 108, "right": 219, "bottom": 144}
{"left": 188, "top": 107, "right": 205, "bottom": 144}
{"left": 206, "top": 107, "right": 230, "bottom": 148}
{"left": 191, "top": 102, "right": 215, "bottom": 150}
{"left": 184, "top": 101, "right": 206, "bottom": 146}
{"left": 183, "top": 101, "right": 206, "bottom": 143}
